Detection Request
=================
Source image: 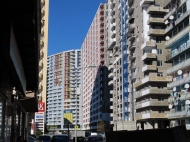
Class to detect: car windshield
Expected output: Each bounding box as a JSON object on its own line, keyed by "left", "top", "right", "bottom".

{"left": 38, "top": 136, "right": 51, "bottom": 141}
{"left": 52, "top": 136, "right": 69, "bottom": 142}
{"left": 88, "top": 137, "right": 103, "bottom": 141}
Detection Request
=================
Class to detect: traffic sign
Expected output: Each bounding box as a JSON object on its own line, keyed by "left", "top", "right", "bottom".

{"left": 74, "top": 125, "right": 78, "bottom": 130}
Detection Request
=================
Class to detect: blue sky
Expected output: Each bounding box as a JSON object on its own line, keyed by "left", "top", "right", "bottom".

{"left": 48, "top": 0, "right": 106, "bottom": 55}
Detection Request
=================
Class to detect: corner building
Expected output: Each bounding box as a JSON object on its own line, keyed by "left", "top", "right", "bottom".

{"left": 165, "top": 0, "right": 190, "bottom": 130}
{"left": 46, "top": 50, "right": 81, "bottom": 131}
{"left": 132, "top": 0, "right": 172, "bottom": 130}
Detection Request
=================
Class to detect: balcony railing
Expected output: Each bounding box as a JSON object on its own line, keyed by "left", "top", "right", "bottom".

{"left": 140, "top": 0, "right": 154, "bottom": 6}
{"left": 141, "top": 40, "right": 156, "bottom": 50}
{"left": 167, "top": 75, "right": 190, "bottom": 88}
{"left": 134, "top": 88, "right": 172, "bottom": 99}
{"left": 134, "top": 76, "right": 172, "bottom": 88}
{"left": 166, "top": 26, "right": 190, "bottom": 47}
{"left": 147, "top": 17, "right": 164, "bottom": 25}
{"left": 148, "top": 29, "right": 165, "bottom": 36}
{"left": 142, "top": 65, "right": 157, "bottom": 72}
{"left": 167, "top": 58, "right": 190, "bottom": 74}
{"left": 147, "top": 5, "right": 169, "bottom": 14}
{"left": 135, "top": 113, "right": 167, "bottom": 120}
{"left": 142, "top": 53, "right": 156, "bottom": 61}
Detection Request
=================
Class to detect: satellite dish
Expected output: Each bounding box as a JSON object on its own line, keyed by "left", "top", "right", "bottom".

{"left": 169, "top": 15, "right": 174, "bottom": 20}
{"left": 177, "top": 70, "right": 182, "bottom": 75}
{"left": 185, "top": 100, "right": 190, "bottom": 105}
{"left": 165, "top": 20, "right": 168, "bottom": 25}
{"left": 165, "top": 36, "right": 170, "bottom": 41}
{"left": 185, "top": 84, "right": 189, "bottom": 89}
{"left": 169, "top": 104, "right": 173, "bottom": 109}
{"left": 173, "top": 87, "right": 176, "bottom": 92}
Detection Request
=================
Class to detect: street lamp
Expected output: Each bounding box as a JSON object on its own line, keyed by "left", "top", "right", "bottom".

{"left": 74, "top": 65, "right": 96, "bottom": 142}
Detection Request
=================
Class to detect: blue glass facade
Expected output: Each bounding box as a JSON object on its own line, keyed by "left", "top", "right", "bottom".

{"left": 121, "top": 0, "right": 129, "bottom": 121}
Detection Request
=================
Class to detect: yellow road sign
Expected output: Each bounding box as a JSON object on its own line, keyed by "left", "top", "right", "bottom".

{"left": 74, "top": 125, "right": 78, "bottom": 130}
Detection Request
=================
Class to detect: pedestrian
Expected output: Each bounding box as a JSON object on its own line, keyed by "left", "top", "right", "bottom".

{"left": 16, "top": 136, "right": 23, "bottom": 142}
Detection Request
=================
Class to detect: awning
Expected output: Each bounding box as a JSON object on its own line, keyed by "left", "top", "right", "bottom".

{"left": 20, "top": 97, "right": 38, "bottom": 112}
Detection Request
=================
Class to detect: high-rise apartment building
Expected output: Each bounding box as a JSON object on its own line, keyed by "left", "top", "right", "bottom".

{"left": 35, "top": 0, "right": 49, "bottom": 134}
{"left": 165, "top": 0, "right": 190, "bottom": 130}
{"left": 46, "top": 50, "right": 81, "bottom": 131}
{"left": 132, "top": 0, "right": 172, "bottom": 130}
{"left": 105, "top": 0, "right": 136, "bottom": 131}
{"left": 81, "top": 4, "right": 112, "bottom": 131}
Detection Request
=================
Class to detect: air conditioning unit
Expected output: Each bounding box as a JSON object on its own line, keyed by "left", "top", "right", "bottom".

{"left": 165, "top": 36, "right": 170, "bottom": 41}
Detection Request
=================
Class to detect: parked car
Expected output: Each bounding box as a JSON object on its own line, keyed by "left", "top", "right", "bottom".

{"left": 51, "top": 134, "right": 70, "bottom": 142}
{"left": 29, "top": 136, "right": 37, "bottom": 142}
{"left": 87, "top": 135, "right": 104, "bottom": 142}
{"left": 73, "top": 136, "right": 86, "bottom": 142}
{"left": 37, "top": 135, "right": 51, "bottom": 142}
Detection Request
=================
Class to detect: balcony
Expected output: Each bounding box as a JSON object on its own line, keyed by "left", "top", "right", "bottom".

{"left": 128, "top": 23, "right": 135, "bottom": 33}
{"left": 168, "top": 110, "right": 190, "bottom": 119}
{"left": 167, "top": 58, "right": 190, "bottom": 74}
{"left": 41, "top": 8, "right": 45, "bottom": 15}
{"left": 108, "top": 73, "right": 113, "bottom": 78}
{"left": 142, "top": 65, "right": 157, "bottom": 72}
{"left": 147, "top": 5, "right": 169, "bottom": 14}
{"left": 111, "top": 23, "right": 116, "bottom": 31}
{"left": 128, "top": 34, "right": 136, "bottom": 41}
{"left": 140, "top": 0, "right": 154, "bottom": 6}
{"left": 134, "top": 88, "right": 172, "bottom": 99}
{"left": 129, "top": 43, "right": 136, "bottom": 50}
{"left": 41, "top": 0, "right": 45, "bottom": 4}
{"left": 147, "top": 17, "right": 164, "bottom": 25}
{"left": 110, "top": 90, "right": 115, "bottom": 94}
{"left": 130, "top": 63, "right": 136, "bottom": 69}
{"left": 108, "top": 65, "right": 113, "bottom": 70}
{"left": 142, "top": 53, "right": 156, "bottom": 61}
{"left": 141, "top": 40, "right": 156, "bottom": 50}
{"left": 111, "top": 30, "right": 116, "bottom": 38}
{"left": 128, "top": 14, "right": 135, "bottom": 23}
{"left": 39, "top": 73, "right": 43, "bottom": 79}
{"left": 130, "top": 73, "right": 136, "bottom": 80}
{"left": 129, "top": 53, "right": 136, "bottom": 60}
{"left": 135, "top": 100, "right": 168, "bottom": 109}
{"left": 135, "top": 113, "right": 167, "bottom": 120}
{"left": 110, "top": 1, "right": 115, "bottom": 9}
{"left": 134, "top": 76, "right": 172, "bottom": 88}
{"left": 40, "top": 40, "right": 44, "bottom": 46}
{"left": 148, "top": 29, "right": 165, "bottom": 36}
{"left": 164, "top": 8, "right": 176, "bottom": 20}
{"left": 128, "top": 4, "right": 134, "bottom": 14}
{"left": 110, "top": 15, "right": 115, "bottom": 24}
{"left": 166, "top": 26, "right": 190, "bottom": 48}
{"left": 40, "top": 50, "right": 43, "bottom": 58}
{"left": 110, "top": 106, "right": 113, "bottom": 109}
{"left": 167, "top": 75, "right": 190, "bottom": 89}
{"left": 39, "top": 62, "right": 43, "bottom": 68}
{"left": 108, "top": 80, "right": 114, "bottom": 86}
{"left": 108, "top": 38, "right": 116, "bottom": 49}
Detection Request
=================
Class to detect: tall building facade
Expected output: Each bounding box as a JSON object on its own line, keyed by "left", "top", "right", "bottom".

{"left": 132, "top": 0, "right": 172, "bottom": 130}
{"left": 165, "top": 0, "right": 190, "bottom": 130}
{"left": 34, "top": 0, "right": 49, "bottom": 134}
{"left": 81, "top": 4, "right": 112, "bottom": 131}
{"left": 46, "top": 50, "right": 81, "bottom": 131}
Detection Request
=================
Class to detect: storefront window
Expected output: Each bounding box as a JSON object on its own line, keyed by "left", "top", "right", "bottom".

{"left": 0, "top": 96, "right": 5, "bottom": 140}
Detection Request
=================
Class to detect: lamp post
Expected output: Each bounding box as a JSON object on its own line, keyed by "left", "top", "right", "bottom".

{"left": 74, "top": 65, "right": 96, "bottom": 142}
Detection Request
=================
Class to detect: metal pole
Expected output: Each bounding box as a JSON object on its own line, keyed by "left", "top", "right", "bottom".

{"left": 75, "top": 68, "right": 77, "bottom": 142}
{"left": 68, "top": 124, "right": 70, "bottom": 142}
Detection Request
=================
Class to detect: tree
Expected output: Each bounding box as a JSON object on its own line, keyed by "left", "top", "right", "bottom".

{"left": 97, "top": 120, "right": 105, "bottom": 132}
{"left": 36, "top": 130, "right": 43, "bottom": 138}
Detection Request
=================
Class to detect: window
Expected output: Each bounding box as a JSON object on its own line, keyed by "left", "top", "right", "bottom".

{"left": 157, "top": 72, "right": 163, "bottom": 76}
{"left": 157, "top": 60, "right": 163, "bottom": 66}
{"left": 156, "top": 37, "right": 162, "bottom": 43}
{"left": 158, "top": 97, "right": 164, "bottom": 101}
{"left": 159, "top": 109, "right": 164, "bottom": 113}
{"left": 158, "top": 86, "right": 163, "bottom": 89}
{"left": 157, "top": 49, "right": 162, "bottom": 54}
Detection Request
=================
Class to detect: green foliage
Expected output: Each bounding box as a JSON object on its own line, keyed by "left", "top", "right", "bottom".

{"left": 36, "top": 130, "right": 43, "bottom": 138}
{"left": 97, "top": 120, "right": 105, "bottom": 132}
